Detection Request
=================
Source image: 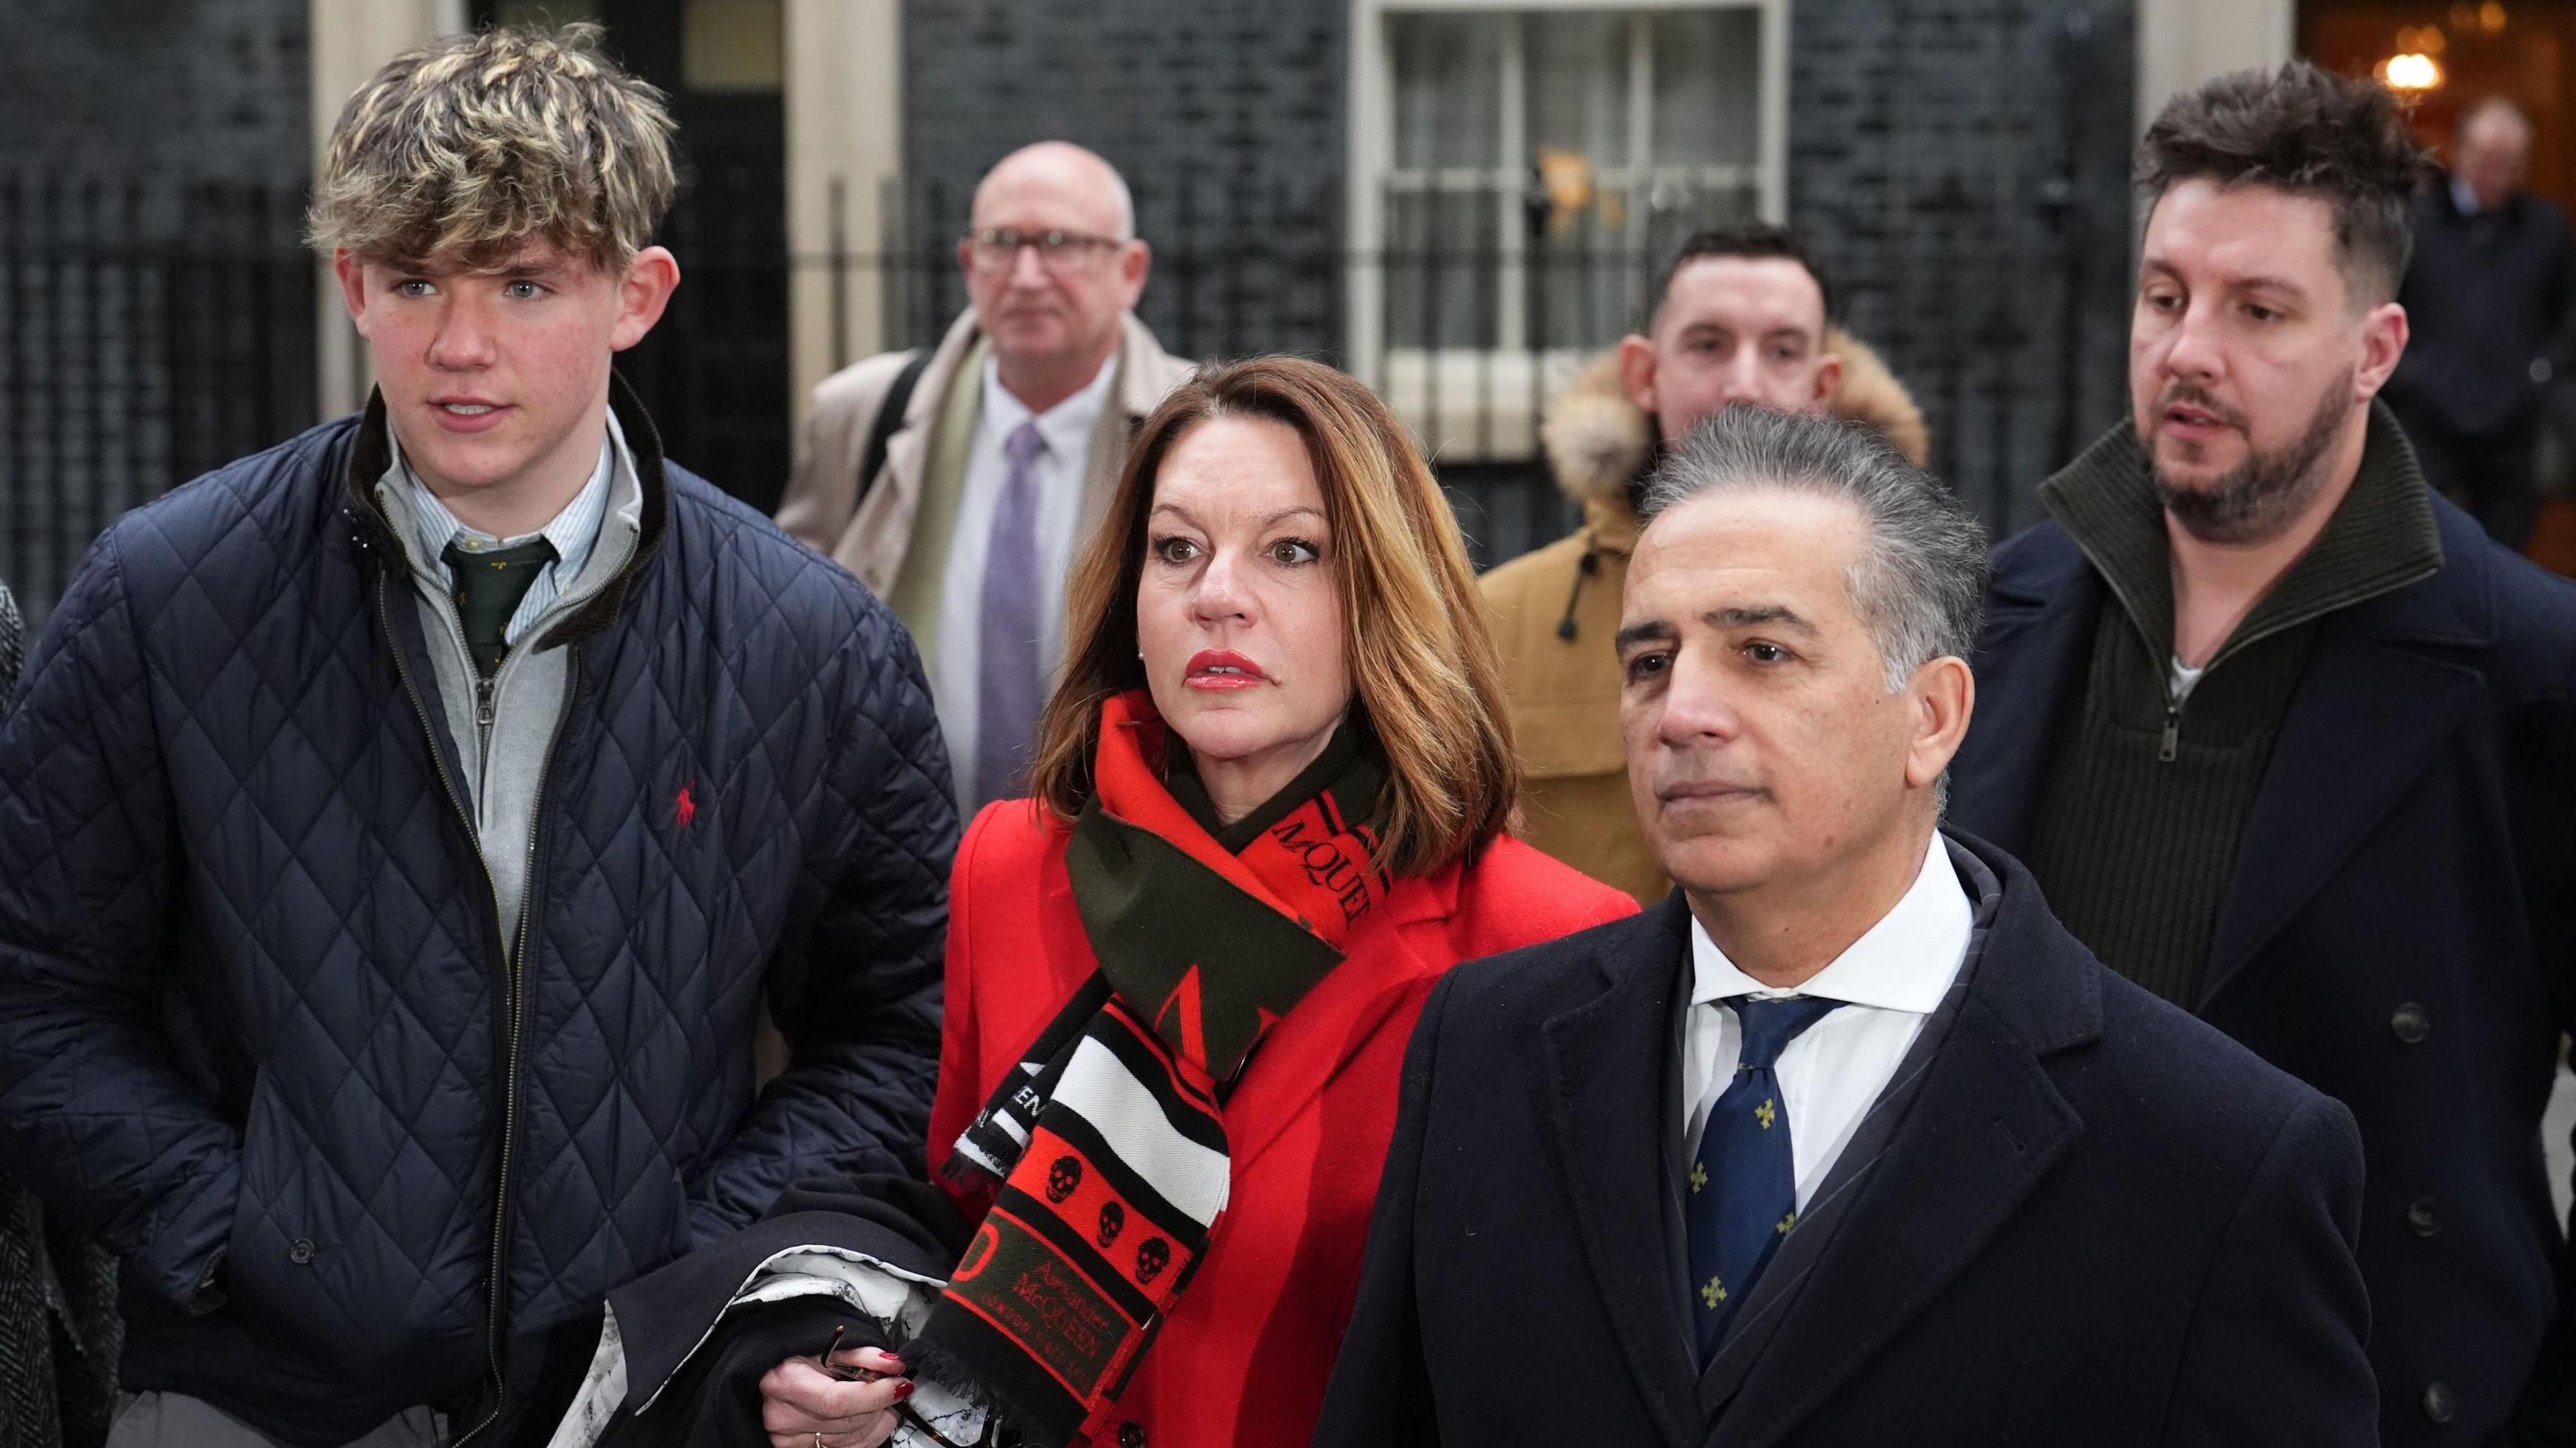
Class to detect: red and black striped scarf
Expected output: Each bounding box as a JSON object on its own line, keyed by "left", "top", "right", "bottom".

{"left": 916, "top": 689, "right": 1389, "bottom": 1445}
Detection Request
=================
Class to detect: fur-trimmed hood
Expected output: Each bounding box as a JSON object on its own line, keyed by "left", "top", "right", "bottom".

{"left": 1538, "top": 328, "right": 1932, "bottom": 508}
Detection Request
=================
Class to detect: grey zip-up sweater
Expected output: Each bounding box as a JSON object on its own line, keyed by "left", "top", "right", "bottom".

{"left": 374, "top": 421, "right": 645, "bottom": 950}
{"left": 2023, "top": 401, "right": 2442, "bottom": 1003}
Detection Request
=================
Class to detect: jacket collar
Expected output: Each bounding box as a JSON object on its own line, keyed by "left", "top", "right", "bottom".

{"left": 2037, "top": 400, "right": 2443, "bottom": 673}
{"left": 1963, "top": 415, "right": 2496, "bottom": 1010}
{"left": 1584, "top": 493, "right": 1644, "bottom": 557}
{"left": 916, "top": 308, "right": 1181, "bottom": 432}
{"left": 343, "top": 371, "right": 671, "bottom": 652}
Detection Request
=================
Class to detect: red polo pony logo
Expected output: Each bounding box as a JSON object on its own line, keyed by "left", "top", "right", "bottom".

{"left": 674, "top": 784, "right": 696, "bottom": 828}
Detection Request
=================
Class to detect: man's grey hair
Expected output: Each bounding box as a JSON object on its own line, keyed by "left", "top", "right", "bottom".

{"left": 1639, "top": 406, "right": 1990, "bottom": 693}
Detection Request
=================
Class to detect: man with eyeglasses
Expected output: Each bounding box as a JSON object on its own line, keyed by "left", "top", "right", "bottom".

{"left": 780, "top": 142, "right": 1194, "bottom": 809}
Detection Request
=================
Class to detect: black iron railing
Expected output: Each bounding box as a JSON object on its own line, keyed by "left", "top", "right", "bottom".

{"left": 1, "top": 168, "right": 2104, "bottom": 625}
{"left": 0, "top": 173, "right": 314, "bottom": 626}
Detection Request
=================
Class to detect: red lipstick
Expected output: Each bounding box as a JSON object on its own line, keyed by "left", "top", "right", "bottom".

{"left": 1185, "top": 649, "right": 1268, "bottom": 691}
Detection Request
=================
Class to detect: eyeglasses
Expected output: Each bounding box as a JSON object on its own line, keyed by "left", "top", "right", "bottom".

{"left": 963, "top": 227, "right": 1128, "bottom": 274}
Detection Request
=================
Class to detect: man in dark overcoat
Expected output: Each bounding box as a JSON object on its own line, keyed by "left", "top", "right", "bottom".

{"left": 2383, "top": 96, "right": 2575, "bottom": 551}
{"left": 1950, "top": 61, "right": 2576, "bottom": 1447}
{"left": 1316, "top": 406, "right": 2375, "bottom": 1447}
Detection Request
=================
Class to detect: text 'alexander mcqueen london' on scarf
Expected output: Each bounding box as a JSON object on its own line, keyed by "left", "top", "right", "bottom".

{"left": 908, "top": 688, "right": 1391, "bottom": 1445}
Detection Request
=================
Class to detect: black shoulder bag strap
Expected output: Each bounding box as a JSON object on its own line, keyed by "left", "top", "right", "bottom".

{"left": 857, "top": 348, "right": 934, "bottom": 506}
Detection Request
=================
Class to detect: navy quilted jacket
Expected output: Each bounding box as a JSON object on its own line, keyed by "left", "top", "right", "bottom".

{"left": 0, "top": 384, "right": 955, "bottom": 1446}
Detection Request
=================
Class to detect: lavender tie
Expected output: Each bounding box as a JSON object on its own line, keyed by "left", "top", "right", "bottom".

{"left": 975, "top": 421, "right": 1049, "bottom": 804}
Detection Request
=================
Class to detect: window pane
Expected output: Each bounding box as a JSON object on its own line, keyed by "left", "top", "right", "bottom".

{"left": 1531, "top": 195, "right": 1642, "bottom": 349}
{"left": 1653, "top": 7, "right": 1762, "bottom": 168}
{"left": 1387, "top": 188, "right": 1500, "bottom": 349}
{"left": 1525, "top": 13, "right": 1628, "bottom": 162}
{"left": 1390, "top": 13, "right": 1502, "bottom": 170}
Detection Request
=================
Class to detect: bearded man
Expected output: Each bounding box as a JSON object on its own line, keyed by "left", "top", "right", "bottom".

{"left": 1951, "top": 62, "right": 2576, "bottom": 1448}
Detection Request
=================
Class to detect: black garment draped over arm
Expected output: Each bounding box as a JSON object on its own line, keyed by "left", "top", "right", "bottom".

{"left": 594, "top": 1175, "right": 973, "bottom": 1448}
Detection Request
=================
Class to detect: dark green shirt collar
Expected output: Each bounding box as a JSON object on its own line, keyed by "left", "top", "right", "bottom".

{"left": 2039, "top": 399, "right": 2443, "bottom": 672}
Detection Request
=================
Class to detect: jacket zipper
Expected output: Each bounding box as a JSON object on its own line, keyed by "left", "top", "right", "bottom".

{"left": 449, "top": 649, "right": 576, "bottom": 1447}
{"left": 363, "top": 449, "right": 646, "bottom": 1440}
{"left": 376, "top": 572, "right": 561, "bottom": 1447}
{"left": 2090, "top": 584, "right": 2279, "bottom": 770}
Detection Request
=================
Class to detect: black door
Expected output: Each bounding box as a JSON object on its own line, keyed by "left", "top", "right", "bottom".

{"left": 478, "top": 0, "right": 792, "bottom": 512}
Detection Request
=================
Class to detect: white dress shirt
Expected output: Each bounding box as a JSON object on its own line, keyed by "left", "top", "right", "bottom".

{"left": 931, "top": 351, "right": 1118, "bottom": 801}
{"left": 1682, "top": 834, "right": 1975, "bottom": 1210}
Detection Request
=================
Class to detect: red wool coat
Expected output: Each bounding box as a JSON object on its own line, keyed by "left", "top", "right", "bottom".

{"left": 929, "top": 799, "right": 1637, "bottom": 1448}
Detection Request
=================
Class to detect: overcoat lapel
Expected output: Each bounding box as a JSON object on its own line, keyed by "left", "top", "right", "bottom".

{"left": 1537, "top": 899, "right": 1702, "bottom": 1448}
{"left": 847, "top": 309, "right": 978, "bottom": 598}
{"left": 2196, "top": 529, "right": 2492, "bottom": 1011}
{"left": 1706, "top": 869, "right": 2096, "bottom": 1447}
{"left": 1947, "top": 538, "right": 2101, "bottom": 854}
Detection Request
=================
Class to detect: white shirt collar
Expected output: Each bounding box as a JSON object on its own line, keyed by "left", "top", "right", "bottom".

{"left": 388, "top": 412, "right": 627, "bottom": 579}
{"left": 1689, "top": 832, "right": 1974, "bottom": 1015}
{"left": 2452, "top": 176, "right": 2484, "bottom": 217}
{"left": 980, "top": 348, "right": 1118, "bottom": 463}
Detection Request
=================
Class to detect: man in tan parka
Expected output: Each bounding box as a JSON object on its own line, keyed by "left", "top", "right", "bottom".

{"left": 1482, "top": 225, "right": 1930, "bottom": 901}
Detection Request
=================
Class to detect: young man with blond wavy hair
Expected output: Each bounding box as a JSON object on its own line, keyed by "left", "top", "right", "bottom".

{"left": 0, "top": 25, "right": 955, "bottom": 1447}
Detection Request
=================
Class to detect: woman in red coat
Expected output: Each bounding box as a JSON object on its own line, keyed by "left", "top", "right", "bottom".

{"left": 760, "top": 357, "right": 1634, "bottom": 1448}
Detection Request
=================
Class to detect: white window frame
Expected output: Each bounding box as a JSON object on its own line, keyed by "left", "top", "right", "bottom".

{"left": 1346, "top": 0, "right": 1789, "bottom": 461}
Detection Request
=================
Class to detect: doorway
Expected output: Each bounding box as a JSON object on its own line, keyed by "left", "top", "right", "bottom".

{"left": 480, "top": 0, "right": 792, "bottom": 512}
{"left": 2303, "top": 0, "right": 2576, "bottom": 572}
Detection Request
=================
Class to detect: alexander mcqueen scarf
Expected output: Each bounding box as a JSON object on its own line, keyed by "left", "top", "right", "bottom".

{"left": 915, "top": 689, "right": 1390, "bottom": 1445}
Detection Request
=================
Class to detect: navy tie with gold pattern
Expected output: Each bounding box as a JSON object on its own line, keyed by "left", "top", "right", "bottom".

{"left": 1686, "top": 995, "right": 1843, "bottom": 1361}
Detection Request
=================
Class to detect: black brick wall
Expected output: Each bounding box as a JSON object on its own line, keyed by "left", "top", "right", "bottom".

{"left": 898, "top": 0, "right": 2135, "bottom": 548}
{"left": 1, "top": 0, "right": 313, "bottom": 623}
{"left": 897, "top": 0, "right": 1348, "bottom": 361}
{"left": 3, "top": 0, "right": 309, "bottom": 198}
{"left": 1790, "top": 0, "right": 2137, "bottom": 535}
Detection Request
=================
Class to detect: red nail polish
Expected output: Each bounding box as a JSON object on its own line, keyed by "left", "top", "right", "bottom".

{"left": 879, "top": 1353, "right": 905, "bottom": 1370}
{"left": 894, "top": 1380, "right": 916, "bottom": 1398}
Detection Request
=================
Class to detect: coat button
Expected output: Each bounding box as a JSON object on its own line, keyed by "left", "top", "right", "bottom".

{"left": 2424, "top": 1382, "right": 2457, "bottom": 1423}
{"left": 2391, "top": 1002, "right": 2431, "bottom": 1044}
{"left": 288, "top": 1238, "right": 316, "bottom": 1265}
{"left": 2407, "top": 1197, "right": 2439, "bottom": 1236}
{"left": 1118, "top": 1425, "right": 1146, "bottom": 1448}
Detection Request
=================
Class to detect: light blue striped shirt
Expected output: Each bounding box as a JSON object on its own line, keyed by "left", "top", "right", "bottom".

{"left": 396, "top": 412, "right": 627, "bottom": 647}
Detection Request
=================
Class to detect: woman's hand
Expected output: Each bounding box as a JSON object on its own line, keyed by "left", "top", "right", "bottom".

{"left": 758, "top": 1345, "right": 912, "bottom": 1448}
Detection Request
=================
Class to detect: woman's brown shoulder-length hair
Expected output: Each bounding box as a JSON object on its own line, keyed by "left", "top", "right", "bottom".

{"left": 1026, "top": 355, "right": 1519, "bottom": 878}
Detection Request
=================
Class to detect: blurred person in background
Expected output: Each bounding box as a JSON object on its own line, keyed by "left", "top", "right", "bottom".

{"left": 0, "top": 573, "right": 122, "bottom": 1448}
{"left": 0, "top": 27, "right": 953, "bottom": 1447}
{"left": 777, "top": 142, "right": 1195, "bottom": 812}
{"left": 2384, "top": 95, "right": 2575, "bottom": 551}
{"left": 549, "top": 357, "right": 1635, "bottom": 1448}
{"left": 1952, "top": 62, "right": 2576, "bottom": 1446}
{"left": 1479, "top": 224, "right": 1928, "bottom": 904}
